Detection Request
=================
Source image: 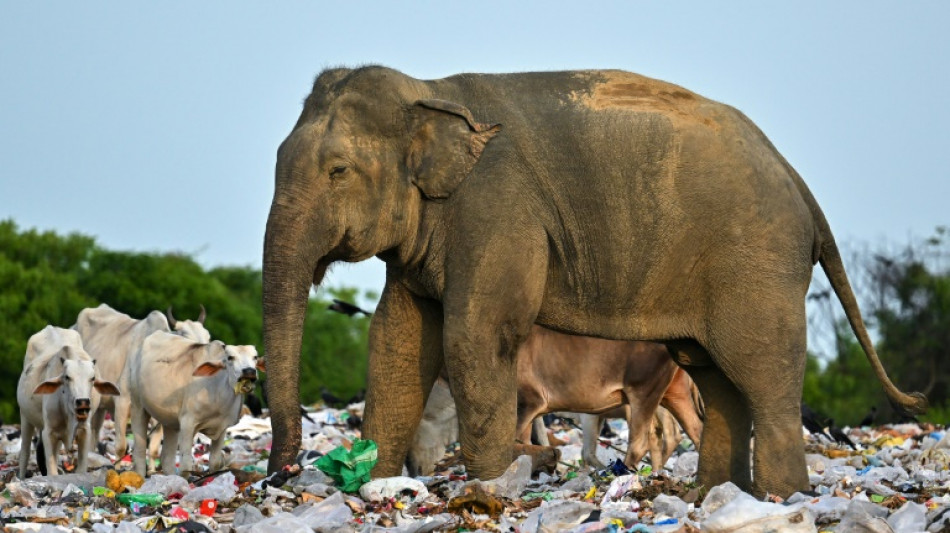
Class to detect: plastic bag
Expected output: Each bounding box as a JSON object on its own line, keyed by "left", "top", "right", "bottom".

{"left": 359, "top": 476, "right": 428, "bottom": 502}
{"left": 520, "top": 500, "right": 596, "bottom": 533}
{"left": 138, "top": 474, "right": 191, "bottom": 497}
{"left": 291, "top": 491, "right": 353, "bottom": 531}
{"left": 478, "top": 454, "right": 533, "bottom": 499}
{"left": 700, "top": 481, "right": 743, "bottom": 515}
{"left": 181, "top": 472, "right": 238, "bottom": 505}
{"left": 702, "top": 492, "right": 815, "bottom": 533}
{"left": 886, "top": 501, "right": 926, "bottom": 532}
{"left": 234, "top": 512, "right": 314, "bottom": 533}
{"left": 315, "top": 438, "right": 378, "bottom": 492}
{"left": 653, "top": 493, "right": 689, "bottom": 520}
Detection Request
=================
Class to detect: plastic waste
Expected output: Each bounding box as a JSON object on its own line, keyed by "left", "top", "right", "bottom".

{"left": 600, "top": 474, "right": 640, "bottom": 505}
{"left": 886, "top": 501, "right": 926, "bottom": 532}
{"left": 520, "top": 500, "right": 596, "bottom": 533}
{"left": 234, "top": 512, "right": 316, "bottom": 533}
{"left": 106, "top": 469, "right": 145, "bottom": 492}
{"left": 803, "top": 495, "right": 850, "bottom": 523}
{"left": 289, "top": 468, "right": 332, "bottom": 489}
{"left": 702, "top": 492, "right": 816, "bottom": 533}
{"left": 23, "top": 472, "right": 105, "bottom": 494}
{"left": 138, "top": 474, "right": 191, "bottom": 497}
{"left": 672, "top": 451, "right": 698, "bottom": 477}
{"left": 117, "top": 492, "right": 165, "bottom": 506}
{"left": 290, "top": 491, "right": 353, "bottom": 531}
{"left": 560, "top": 472, "right": 593, "bottom": 494}
{"left": 233, "top": 503, "right": 265, "bottom": 528}
{"left": 314, "top": 438, "right": 378, "bottom": 492}
{"left": 476, "top": 454, "right": 533, "bottom": 499}
{"left": 700, "top": 481, "right": 743, "bottom": 515}
{"left": 359, "top": 476, "right": 428, "bottom": 502}
{"left": 181, "top": 472, "right": 238, "bottom": 505}
{"left": 652, "top": 493, "right": 688, "bottom": 520}
{"left": 297, "top": 482, "right": 337, "bottom": 498}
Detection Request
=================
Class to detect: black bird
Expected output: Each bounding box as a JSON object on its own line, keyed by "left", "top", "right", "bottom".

{"left": 859, "top": 406, "right": 877, "bottom": 427}
{"left": 245, "top": 391, "right": 264, "bottom": 418}
{"left": 827, "top": 418, "right": 857, "bottom": 449}
{"left": 801, "top": 403, "right": 833, "bottom": 441}
{"left": 328, "top": 299, "right": 373, "bottom": 317}
{"left": 321, "top": 386, "right": 348, "bottom": 408}
{"left": 346, "top": 388, "right": 366, "bottom": 405}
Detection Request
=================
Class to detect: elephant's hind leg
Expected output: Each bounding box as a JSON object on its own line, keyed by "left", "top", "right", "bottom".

{"left": 707, "top": 302, "right": 811, "bottom": 498}
{"left": 682, "top": 363, "right": 753, "bottom": 492}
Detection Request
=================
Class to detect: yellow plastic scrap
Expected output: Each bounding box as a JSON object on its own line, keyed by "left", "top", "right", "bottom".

{"left": 874, "top": 436, "right": 905, "bottom": 448}
{"left": 584, "top": 487, "right": 597, "bottom": 500}
{"left": 106, "top": 469, "right": 145, "bottom": 493}
{"left": 823, "top": 449, "right": 852, "bottom": 459}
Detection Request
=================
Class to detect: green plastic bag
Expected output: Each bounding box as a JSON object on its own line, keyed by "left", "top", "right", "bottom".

{"left": 316, "top": 438, "right": 378, "bottom": 492}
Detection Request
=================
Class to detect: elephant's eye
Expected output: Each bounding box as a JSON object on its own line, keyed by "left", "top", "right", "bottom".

{"left": 329, "top": 166, "right": 348, "bottom": 179}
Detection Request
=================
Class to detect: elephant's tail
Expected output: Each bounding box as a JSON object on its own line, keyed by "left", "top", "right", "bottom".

{"left": 817, "top": 226, "right": 928, "bottom": 417}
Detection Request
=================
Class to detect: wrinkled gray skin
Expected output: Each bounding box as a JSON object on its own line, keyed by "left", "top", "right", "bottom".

{"left": 263, "top": 66, "right": 926, "bottom": 497}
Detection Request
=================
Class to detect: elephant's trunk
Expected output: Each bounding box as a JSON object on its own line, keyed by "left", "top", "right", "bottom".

{"left": 262, "top": 207, "right": 329, "bottom": 473}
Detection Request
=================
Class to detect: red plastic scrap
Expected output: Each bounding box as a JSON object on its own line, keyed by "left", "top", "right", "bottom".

{"left": 199, "top": 499, "right": 217, "bottom": 516}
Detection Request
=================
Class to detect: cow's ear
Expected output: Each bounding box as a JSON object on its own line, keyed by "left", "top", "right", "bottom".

{"left": 193, "top": 361, "right": 225, "bottom": 377}
{"left": 256, "top": 358, "right": 266, "bottom": 372}
{"left": 94, "top": 380, "right": 121, "bottom": 396}
{"left": 408, "top": 99, "right": 501, "bottom": 200}
{"left": 34, "top": 378, "right": 63, "bottom": 394}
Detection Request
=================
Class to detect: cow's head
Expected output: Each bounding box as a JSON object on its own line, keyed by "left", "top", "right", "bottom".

{"left": 193, "top": 344, "right": 263, "bottom": 394}
{"left": 34, "top": 356, "right": 119, "bottom": 421}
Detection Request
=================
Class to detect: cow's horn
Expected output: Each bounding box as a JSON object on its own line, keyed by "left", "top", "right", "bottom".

{"left": 198, "top": 304, "right": 206, "bottom": 324}
{"left": 166, "top": 306, "right": 178, "bottom": 328}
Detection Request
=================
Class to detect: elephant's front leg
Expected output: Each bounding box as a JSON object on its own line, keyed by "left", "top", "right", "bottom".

{"left": 362, "top": 277, "right": 445, "bottom": 478}
{"left": 443, "top": 320, "right": 521, "bottom": 479}
{"left": 440, "top": 238, "right": 547, "bottom": 480}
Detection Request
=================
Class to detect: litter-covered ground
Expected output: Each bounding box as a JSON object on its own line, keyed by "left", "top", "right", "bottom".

{"left": 1, "top": 405, "right": 949, "bottom": 532}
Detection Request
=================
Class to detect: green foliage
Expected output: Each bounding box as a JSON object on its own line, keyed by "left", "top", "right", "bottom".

{"left": 0, "top": 219, "right": 374, "bottom": 423}
{"left": 802, "top": 326, "right": 887, "bottom": 426}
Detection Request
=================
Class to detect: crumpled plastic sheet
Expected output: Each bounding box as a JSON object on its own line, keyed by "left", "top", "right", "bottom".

{"left": 180, "top": 472, "right": 237, "bottom": 505}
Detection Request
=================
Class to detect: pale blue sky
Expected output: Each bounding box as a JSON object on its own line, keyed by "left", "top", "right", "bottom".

{"left": 2, "top": 2, "right": 948, "bottom": 304}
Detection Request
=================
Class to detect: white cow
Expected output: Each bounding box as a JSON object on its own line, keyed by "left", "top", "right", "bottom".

{"left": 73, "top": 304, "right": 210, "bottom": 459}
{"left": 129, "top": 331, "right": 262, "bottom": 476}
{"left": 17, "top": 326, "right": 119, "bottom": 478}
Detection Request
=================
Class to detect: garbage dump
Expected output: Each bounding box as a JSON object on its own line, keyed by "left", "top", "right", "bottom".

{"left": 1, "top": 406, "right": 948, "bottom": 532}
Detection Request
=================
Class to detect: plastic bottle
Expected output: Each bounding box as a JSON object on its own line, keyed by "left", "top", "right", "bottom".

{"left": 117, "top": 492, "right": 165, "bottom": 506}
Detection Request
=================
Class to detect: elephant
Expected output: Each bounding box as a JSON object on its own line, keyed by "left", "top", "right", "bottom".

{"left": 262, "top": 65, "right": 926, "bottom": 497}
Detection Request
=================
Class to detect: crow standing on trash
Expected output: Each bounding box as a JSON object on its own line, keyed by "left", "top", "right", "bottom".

{"left": 827, "top": 418, "right": 857, "bottom": 449}
{"left": 328, "top": 299, "right": 373, "bottom": 317}
{"left": 859, "top": 406, "right": 877, "bottom": 427}
{"left": 801, "top": 403, "right": 833, "bottom": 441}
{"left": 321, "top": 386, "right": 349, "bottom": 408}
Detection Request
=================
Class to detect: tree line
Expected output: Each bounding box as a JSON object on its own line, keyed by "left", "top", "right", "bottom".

{"left": 2, "top": 219, "right": 947, "bottom": 428}
{"left": 0, "top": 220, "right": 373, "bottom": 424}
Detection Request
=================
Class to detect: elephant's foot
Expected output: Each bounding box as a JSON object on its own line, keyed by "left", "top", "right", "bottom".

{"left": 750, "top": 417, "right": 810, "bottom": 498}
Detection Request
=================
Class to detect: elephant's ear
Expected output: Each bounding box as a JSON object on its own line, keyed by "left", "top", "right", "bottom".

{"left": 408, "top": 99, "right": 502, "bottom": 200}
